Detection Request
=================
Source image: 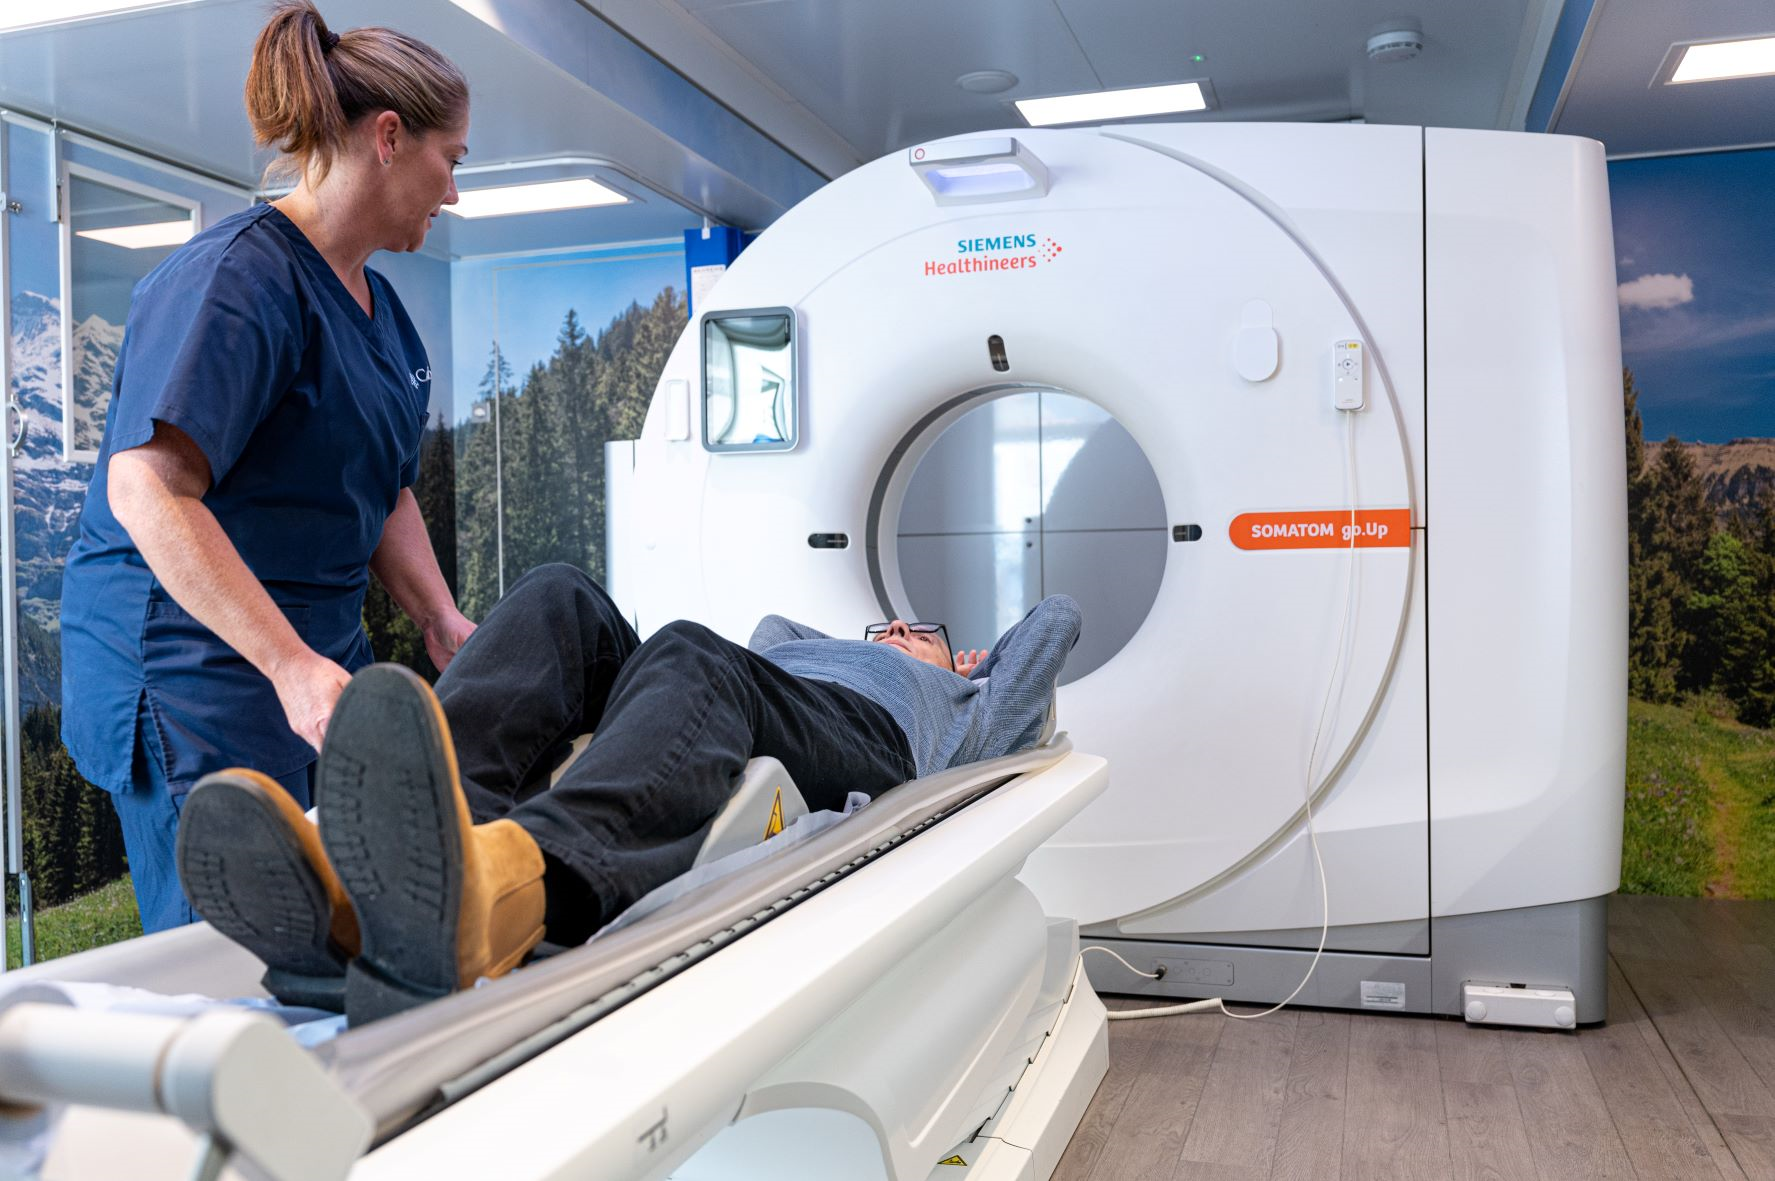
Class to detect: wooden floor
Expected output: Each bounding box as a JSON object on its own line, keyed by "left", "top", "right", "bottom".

{"left": 1051, "top": 894, "right": 1775, "bottom": 1180}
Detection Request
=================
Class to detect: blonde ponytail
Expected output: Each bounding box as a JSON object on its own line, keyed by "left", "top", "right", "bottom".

{"left": 245, "top": 1, "right": 467, "bottom": 184}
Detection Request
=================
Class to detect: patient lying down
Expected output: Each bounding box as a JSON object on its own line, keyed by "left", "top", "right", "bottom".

{"left": 177, "top": 565, "right": 1080, "bottom": 1025}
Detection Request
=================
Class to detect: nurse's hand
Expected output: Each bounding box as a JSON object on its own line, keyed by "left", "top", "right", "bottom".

{"left": 272, "top": 651, "right": 354, "bottom": 750}
{"left": 424, "top": 608, "right": 476, "bottom": 671}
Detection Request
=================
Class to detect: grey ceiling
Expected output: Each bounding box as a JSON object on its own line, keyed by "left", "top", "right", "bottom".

{"left": 1550, "top": 0, "right": 1775, "bottom": 157}
{"left": 0, "top": 0, "right": 1768, "bottom": 255}
{"left": 0, "top": 0, "right": 820, "bottom": 251}
{"left": 595, "top": 0, "right": 1565, "bottom": 162}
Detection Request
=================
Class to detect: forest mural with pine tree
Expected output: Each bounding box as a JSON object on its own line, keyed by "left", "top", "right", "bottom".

{"left": 6, "top": 282, "right": 683, "bottom": 927}
{"left": 453, "top": 289, "right": 685, "bottom": 621}
{"left": 1624, "top": 369, "right": 1775, "bottom": 719}
{"left": 0, "top": 120, "right": 695, "bottom": 955}
{"left": 1621, "top": 369, "right": 1775, "bottom": 899}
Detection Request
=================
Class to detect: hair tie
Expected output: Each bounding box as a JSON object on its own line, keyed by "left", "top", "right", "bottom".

{"left": 321, "top": 30, "right": 341, "bottom": 52}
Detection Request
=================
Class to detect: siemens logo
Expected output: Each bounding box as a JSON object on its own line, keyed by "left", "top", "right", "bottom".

{"left": 924, "top": 234, "right": 1063, "bottom": 278}
{"left": 958, "top": 234, "right": 1035, "bottom": 253}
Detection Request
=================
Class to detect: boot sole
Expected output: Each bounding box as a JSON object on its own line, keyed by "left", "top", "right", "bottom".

{"left": 177, "top": 773, "right": 347, "bottom": 1010}
{"left": 319, "top": 664, "right": 464, "bottom": 1025}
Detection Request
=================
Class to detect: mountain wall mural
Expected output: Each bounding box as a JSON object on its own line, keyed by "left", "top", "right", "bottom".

{"left": 7, "top": 291, "right": 107, "bottom": 709}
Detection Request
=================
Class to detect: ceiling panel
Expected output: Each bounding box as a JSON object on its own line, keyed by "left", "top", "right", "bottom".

{"left": 1055, "top": 0, "right": 1350, "bottom": 118}
{"left": 0, "top": 0, "right": 1575, "bottom": 243}
{"left": 0, "top": 0, "right": 262, "bottom": 184}
{"left": 679, "top": 0, "right": 1552, "bottom": 158}
{"left": 1357, "top": 0, "right": 1541, "bottom": 128}
{"left": 687, "top": 0, "right": 1104, "bottom": 156}
{"left": 0, "top": 0, "right": 812, "bottom": 247}
{"left": 1551, "top": 0, "right": 1775, "bottom": 157}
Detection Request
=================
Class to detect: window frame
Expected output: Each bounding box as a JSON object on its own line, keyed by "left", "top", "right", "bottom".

{"left": 57, "top": 160, "right": 202, "bottom": 463}
{"left": 700, "top": 305, "right": 799, "bottom": 455}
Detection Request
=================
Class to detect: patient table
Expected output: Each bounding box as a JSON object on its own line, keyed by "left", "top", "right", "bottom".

{"left": 0, "top": 738, "right": 1108, "bottom": 1181}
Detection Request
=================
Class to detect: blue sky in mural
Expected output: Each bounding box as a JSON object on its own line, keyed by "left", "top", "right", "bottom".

{"left": 450, "top": 244, "right": 682, "bottom": 423}
{"left": 1610, "top": 148, "right": 1775, "bottom": 443}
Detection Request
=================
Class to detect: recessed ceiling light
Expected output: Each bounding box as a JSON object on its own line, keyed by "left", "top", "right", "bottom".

{"left": 0, "top": 1, "right": 183, "bottom": 34}
{"left": 447, "top": 178, "right": 629, "bottom": 219}
{"left": 1015, "top": 81, "right": 1210, "bottom": 127}
{"left": 1666, "top": 35, "right": 1775, "bottom": 84}
{"left": 75, "top": 220, "right": 192, "bottom": 249}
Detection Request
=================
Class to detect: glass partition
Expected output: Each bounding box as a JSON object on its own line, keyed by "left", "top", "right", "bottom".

{"left": 702, "top": 308, "right": 796, "bottom": 452}
{"left": 60, "top": 165, "right": 198, "bottom": 460}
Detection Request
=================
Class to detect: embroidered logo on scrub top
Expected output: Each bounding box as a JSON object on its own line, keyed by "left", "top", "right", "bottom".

{"left": 409, "top": 367, "right": 432, "bottom": 389}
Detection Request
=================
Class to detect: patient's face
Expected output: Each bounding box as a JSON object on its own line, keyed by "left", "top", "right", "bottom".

{"left": 869, "top": 620, "right": 953, "bottom": 670}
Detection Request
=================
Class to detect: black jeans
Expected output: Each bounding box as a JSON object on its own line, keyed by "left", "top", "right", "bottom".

{"left": 434, "top": 564, "right": 916, "bottom": 943}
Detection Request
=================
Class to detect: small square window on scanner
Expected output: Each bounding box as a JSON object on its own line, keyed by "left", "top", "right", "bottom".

{"left": 701, "top": 307, "right": 798, "bottom": 453}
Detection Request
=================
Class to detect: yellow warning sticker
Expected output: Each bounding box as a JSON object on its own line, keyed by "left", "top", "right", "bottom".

{"left": 938, "top": 1156, "right": 967, "bottom": 1167}
{"left": 764, "top": 787, "right": 785, "bottom": 839}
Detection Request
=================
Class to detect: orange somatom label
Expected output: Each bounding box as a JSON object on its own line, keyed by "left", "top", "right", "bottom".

{"left": 1230, "top": 509, "right": 1413, "bottom": 551}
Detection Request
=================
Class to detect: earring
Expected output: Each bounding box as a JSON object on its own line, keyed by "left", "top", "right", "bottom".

{"left": 381, "top": 155, "right": 391, "bottom": 167}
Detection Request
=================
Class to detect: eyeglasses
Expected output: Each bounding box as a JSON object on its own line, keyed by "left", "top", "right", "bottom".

{"left": 864, "top": 621, "right": 953, "bottom": 670}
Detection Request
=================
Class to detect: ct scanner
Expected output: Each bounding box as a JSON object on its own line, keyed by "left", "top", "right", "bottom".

{"left": 610, "top": 120, "right": 1626, "bottom": 1019}
{"left": 0, "top": 121, "right": 1625, "bottom": 1181}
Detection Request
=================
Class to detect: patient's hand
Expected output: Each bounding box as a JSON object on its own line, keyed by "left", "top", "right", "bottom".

{"left": 955, "top": 649, "right": 988, "bottom": 677}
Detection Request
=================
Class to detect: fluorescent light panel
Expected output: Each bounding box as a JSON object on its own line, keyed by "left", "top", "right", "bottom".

{"left": 75, "top": 219, "right": 193, "bottom": 249}
{"left": 0, "top": 1, "right": 178, "bottom": 34}
{"left": 1017, "top": 82, "right": 1208, "bottom": 127}
{"left": 448, "top": 178, "right": 628, "bottom": 219}
{"left": 1669, "top": 35, "right": 1775, "bottom": 84}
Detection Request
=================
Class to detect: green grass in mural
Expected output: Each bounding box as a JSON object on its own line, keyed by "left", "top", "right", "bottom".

{"left": 5, "top": 874, "right": 140, "bottom": 968}
{"left": 1624, "top": 698, "right": 1775, "bottom": 898}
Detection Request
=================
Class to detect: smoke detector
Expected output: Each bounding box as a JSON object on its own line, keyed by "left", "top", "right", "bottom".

{"left": 1366, "top": 26, "right": 1424, "bottom": 63}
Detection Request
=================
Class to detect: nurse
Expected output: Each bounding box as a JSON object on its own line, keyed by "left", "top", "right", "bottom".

{"left": 60, "top": 0, "right": 475, "bottom": 932}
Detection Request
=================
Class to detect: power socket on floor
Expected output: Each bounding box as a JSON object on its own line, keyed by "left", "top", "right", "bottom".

{"left": 1462, "top": 982, "right": 1578, "bottom": 1030}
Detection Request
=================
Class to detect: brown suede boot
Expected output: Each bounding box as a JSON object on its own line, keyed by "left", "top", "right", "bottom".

{"left": 318, "top": 664, "right": 546, "bottom": 1025}
{"left": 458, "top": 818, "right": 549, "bottom": 981}
{"left": 177, "top": 769, "right": 360, "bottom": 1011}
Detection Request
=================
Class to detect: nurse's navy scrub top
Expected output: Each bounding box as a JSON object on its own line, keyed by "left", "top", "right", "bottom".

{"left": 61, "top": 204, "right": 431, "bottom": 795}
